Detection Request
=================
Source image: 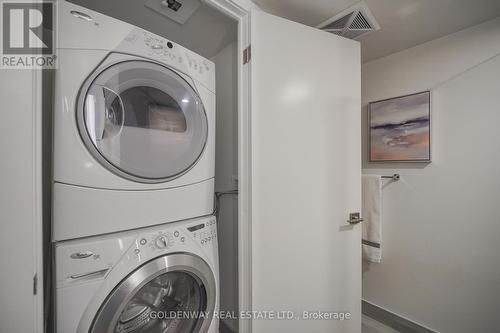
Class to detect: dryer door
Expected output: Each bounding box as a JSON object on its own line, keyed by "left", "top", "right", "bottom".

{"left": 90, "top": 254, "right": 216, "bottom": 333}
{"left": 77, "top": 60, "right": 208, "bottom": 183}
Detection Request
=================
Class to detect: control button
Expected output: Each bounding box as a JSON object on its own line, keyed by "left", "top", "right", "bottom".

{"left": 174, "top": 231, "right": 179, "bottom": 237}
{"left": 152, "top": 47, "right": 163, "bottom": 54}
{"left": 154, "top": 235, "right": 169, "bottom": 249}
{"left": 124, "top": 34, "right": 137, "bottom": 43}
{"left": 140, "top": 238, "right": 147, "bottom": 245}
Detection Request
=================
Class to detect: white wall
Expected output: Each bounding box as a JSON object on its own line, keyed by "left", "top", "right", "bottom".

{"left": 362, "top": 17, "right": 500, "bottom": 333}
{"left": 0, "top": 70, "right": 43, "bottom": 332}
{"left": 213, "top": 41, "right": 239, "bottom": 332}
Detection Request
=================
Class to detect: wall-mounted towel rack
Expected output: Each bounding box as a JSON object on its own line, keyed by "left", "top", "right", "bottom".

{"left": 381, "top": 174, "right": 400, "bottom": 181}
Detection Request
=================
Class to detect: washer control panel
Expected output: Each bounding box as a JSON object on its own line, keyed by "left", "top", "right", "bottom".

{"left": 188, "top": 217, "right": 217, "bottom": 247}
{"left": 56, "top": 216, "right": 217, "bottom": 288}
{"left": 132, "top": 221, "right": 193, "bottom": 257}
{"left": 137, "top": 231, "right": 175, "bottom": 253}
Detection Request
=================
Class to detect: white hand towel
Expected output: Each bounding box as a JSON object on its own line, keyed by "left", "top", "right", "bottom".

{"left": 362, "top": 175, "right": 382, "bottom": 263}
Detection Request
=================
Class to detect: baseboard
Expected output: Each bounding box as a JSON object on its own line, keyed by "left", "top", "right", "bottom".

{"left": 219, "top": 319, "right": 237, "bottom": 333}
{"left": 362, "top": 300, "right": 438, "bottom": 333}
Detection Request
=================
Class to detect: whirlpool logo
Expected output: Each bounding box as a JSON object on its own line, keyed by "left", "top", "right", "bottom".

{"left": 1, "top": 1, "right": 56, "bottom": 69}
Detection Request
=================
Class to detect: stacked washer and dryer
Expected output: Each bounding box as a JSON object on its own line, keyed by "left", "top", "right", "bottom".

{"left": 53, "top": 2, "right": 219, "bottom": 332}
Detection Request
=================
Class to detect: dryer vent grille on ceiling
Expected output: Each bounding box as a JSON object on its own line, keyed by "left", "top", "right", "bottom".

{"left": 145, "top": 0, "right": 201, "bottom": 25}
{"left": 317, "top": 1, "right": 380, "bottom": 40}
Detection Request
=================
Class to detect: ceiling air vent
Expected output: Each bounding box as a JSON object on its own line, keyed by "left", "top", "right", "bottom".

{"left": 317, "top": 1, "right": 380, "bottom": 40}
{"left": 145, "top": 0, "right": 201, "bottom": 25}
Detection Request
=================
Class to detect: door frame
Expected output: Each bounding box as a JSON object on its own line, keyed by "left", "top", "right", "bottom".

{"left": 203, "top": 1, "right": 253, "bottom": 332}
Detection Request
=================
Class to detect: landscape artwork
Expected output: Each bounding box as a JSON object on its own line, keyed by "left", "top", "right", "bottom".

{"left": 369, "top": 91, "right": 431, "bottom": 162}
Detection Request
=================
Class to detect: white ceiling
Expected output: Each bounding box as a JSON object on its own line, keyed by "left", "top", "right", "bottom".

{"left": 252, "top": 0, "right": 500, "bottom": 62}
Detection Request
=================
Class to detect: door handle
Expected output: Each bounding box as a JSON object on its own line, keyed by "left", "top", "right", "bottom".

{"left": 347, "top": 212, "right": 364, "bottom": 224}
{"left": 69, "top": 268, "right": 109, "bottom": 280}
{"left": 70, "top": 251, "right": 94, "bottom": 259}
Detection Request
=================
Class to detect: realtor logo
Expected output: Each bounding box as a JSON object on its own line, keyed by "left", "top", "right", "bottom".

{"left": 1, "top": 1, "right": 56, "bottom": 68}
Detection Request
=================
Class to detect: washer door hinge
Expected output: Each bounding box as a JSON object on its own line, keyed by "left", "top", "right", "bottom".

{"left": 243, "top": 45, "right": 251, "bottom": 64}
{"left": 33, "top": 274, "right": 37, "bottom": 295}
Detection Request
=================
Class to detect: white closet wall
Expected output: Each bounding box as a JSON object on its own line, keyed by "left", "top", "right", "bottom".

{"left": 213, "top": 41, "right": 239, "bottom": 333}
{"left": 0, "top": 70, "right": 43, "bottom": 333}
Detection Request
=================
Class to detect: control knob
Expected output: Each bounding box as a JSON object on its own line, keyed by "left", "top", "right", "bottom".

{"left": 154, "top": 235, "right": 169, "bottom": 249}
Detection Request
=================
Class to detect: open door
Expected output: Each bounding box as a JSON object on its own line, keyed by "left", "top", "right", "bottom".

{"left": 248, "top": 9, "right": 361, "bottom": 333}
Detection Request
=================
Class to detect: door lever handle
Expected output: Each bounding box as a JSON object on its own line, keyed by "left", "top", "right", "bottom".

{"left": 347, "top": 212, "right": 364, "bottom": 224}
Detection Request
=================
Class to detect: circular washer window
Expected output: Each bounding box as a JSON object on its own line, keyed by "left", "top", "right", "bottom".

{"left": 89, "top": 254, "right": 216, "bottom": 333}
{"left": 77, "top": 60, "right": 208, "bottom": 183}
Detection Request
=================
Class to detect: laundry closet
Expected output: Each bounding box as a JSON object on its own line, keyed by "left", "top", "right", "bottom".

{"left": 51, "top": 0, "right": 241, "bottom": 332}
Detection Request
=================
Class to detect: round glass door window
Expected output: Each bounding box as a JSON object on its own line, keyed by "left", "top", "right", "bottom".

{"left": 90, "top": 254, "right": 216, "bottom": 333}
{"left": 78, "top": 60, "right": 208, "bottom": 183}
{"left": 114, "top": 271, "right": 205, "bottom": 333}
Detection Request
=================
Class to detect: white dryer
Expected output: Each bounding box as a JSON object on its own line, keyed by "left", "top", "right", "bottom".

{"left": 53, "top": 1, "right": 216, "bottom": 240}
{"left": 55, "top": 215, "right": 219, "bottom": 333}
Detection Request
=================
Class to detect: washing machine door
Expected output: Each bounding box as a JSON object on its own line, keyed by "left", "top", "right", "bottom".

{"left": 90, "top": 254, "right": 216, "bottom": 333}
{"left": 77, "top": 59, "right": 208, "bottom": 183}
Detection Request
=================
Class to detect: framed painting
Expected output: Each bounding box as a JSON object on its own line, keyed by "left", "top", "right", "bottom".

{"left": 369, "top": 91, "right": 431, "bottom": 162}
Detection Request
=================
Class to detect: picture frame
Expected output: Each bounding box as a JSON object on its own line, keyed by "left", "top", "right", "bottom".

{"left": 369, "top": 91, "right": 431, "bottom": 163}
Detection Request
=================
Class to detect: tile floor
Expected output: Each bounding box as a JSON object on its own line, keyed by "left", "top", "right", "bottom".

{"left": 362, "top": 315, "right": 400, "bottom": 333}
{"left": 219, "top": 315, "right": 400, "bottom": 332}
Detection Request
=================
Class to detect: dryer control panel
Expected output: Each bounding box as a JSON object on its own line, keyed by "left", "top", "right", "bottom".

{"left": 117, "top": 28, "right": 215, "bottom": 93}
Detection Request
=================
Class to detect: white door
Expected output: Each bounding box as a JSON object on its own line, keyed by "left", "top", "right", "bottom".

{"left": 249, "top": 10, "right": 361, "bottom": 333}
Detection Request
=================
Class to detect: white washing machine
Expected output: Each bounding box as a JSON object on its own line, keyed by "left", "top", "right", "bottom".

{"left": 53, "top": 1, "right": 216, "bottom": 241}
{"left": 55, "top": 215, "right": 219, "bottom": 333}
